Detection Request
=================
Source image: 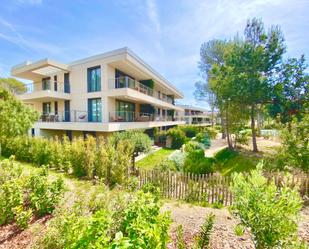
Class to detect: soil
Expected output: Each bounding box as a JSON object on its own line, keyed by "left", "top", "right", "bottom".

{"left": 163, "top": 202, "right": 309, "bottom": 249}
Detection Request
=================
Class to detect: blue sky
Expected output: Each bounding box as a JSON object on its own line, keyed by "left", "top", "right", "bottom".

{"left": 0, "top": 0, "right": 308, "bottom": 107}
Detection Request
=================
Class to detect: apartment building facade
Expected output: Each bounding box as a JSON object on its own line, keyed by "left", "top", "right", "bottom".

{"left": 177, "top": 105, "right": 212, "bottom": 126}
{"left": 11, "top": 47, "right": 185, "bottom": 138}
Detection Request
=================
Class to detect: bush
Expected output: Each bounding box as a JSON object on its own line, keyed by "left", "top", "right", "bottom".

{"left": 276, "top": 116, "right": 309, "bottom": 172}
{"left": 168, "top": 151, "right": 185, "bottom": 171}
{"left": 214, "top": 148, "right": 238, "bottom": 163}
{"left": 2, "top": 135, "right": 134, "bottom": 185}
{"left": 203, "top": 127, "right": 218, "bottom": 139}
{"left": 179, "top": 125, "right": 199, "bottom": 138}
{"left": 155, "top": 131, "right": 167, "bottom": 145}
{"left": 231, "top": 164, "right": 303, "bottom": 248}
{"left": 0, "top": 158, "right": 65, "bottom": 229}
{"left": 38, "top": 191, "right": 171, "bottom": 249}
{"left": 184, "top": 141, "right": 205, "bottom": 154}
{"left": 183, "top": 150, "right": 214, "bottom": 174}
{"left": 194, "top": 213, "right": 215, "bottom": 249}
{"left": 195, "top": 132, "right": 211, "bottom": 149}
{"left": 167, "top": 128, "right": 186, "bottom": 149}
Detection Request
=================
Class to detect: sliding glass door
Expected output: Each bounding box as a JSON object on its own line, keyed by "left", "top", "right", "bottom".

{"left": 116, "top": 100, "right": 135, "bottom": 121}
{"left": 88, "top": 98, "right": 102, "bottom": 122}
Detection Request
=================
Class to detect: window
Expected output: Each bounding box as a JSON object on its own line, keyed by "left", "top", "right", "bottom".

{"left": 64, "top": 73, "right": 70, "bottom": 93}
{"left": 54, "top": 75, "right": 57, "bottom": 91}
{"left": 87, "top": 66, "right": 101, "bottom": 92}
{"left": 54, "top": 101, "right": 58, "bottom": 115}
{"left": 88, "top": 98, "right": 102, "bottom": 122}
{"left": 31, "top": 128, "right": 35, "bottom": 137}
{"left": 42, "top": 102, "right": 51, "bottom": 114}
{"left": 116, "top": 100, "right": 135, "bottom": 121}
{"left": 42, "top": 77, "right": 50, "bottom": 90}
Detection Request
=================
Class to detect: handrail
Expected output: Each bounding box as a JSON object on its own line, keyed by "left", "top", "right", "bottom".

{"left": 109, "top": 111, "right": 184, "bottom": 122}
{"left": 16, "top": 81, "right": 69, "bottom": 94}
{"left": 108, "top": 76, "right": 174, "bottom": 104}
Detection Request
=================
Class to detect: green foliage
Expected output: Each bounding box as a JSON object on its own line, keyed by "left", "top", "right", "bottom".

{"left": 184, "top": 141, "right": 205, "bottom": 154}
{"left": 195, "top": 132, "right": 211, "bottom": 149}
{"left": 2, "top": 135, "right": 134, "bottom": 185}
{"left": 136, "top": 148, "right": 175, "bottom": 169}
{"left": 267, "top": 55, "right": 308, "bottom": 124}
{"left": 176, "top": 225, "right": 186, "bottom": 249}
{"left": 194, "top": 213, "right": 215, "bottom": 249}
{"left": 27, "top": 169, "right": 65, "bottom": 216}
{"left": 179, "top": 125, "right": 199, "bottom": 138}
{"left": 0, "top": 77, "right": 27, "bottom": 94}
{"left": 184, "top": 150, "right": 214, "bottom": 174}
{"left": 168, "top": 150, "right": 185, "bottom": 171}
{"left": 0, "top": 87, "right": 38, "bottom": 140}
{"left": 0, "top": 158, "right": 65, "bottom": 230}
{"left": 111, "top": 129, "right": 152, "bottom": 154}
{"left": 231, "top": 164, "right": 303, "bottom": 248}
{"left": 214, "top": 148, "right": 258, "bottom": 176}
{"left": 276, "top": 116, "right": 309, "bottom": 172}
{"left": 140, "top": 79, "right": 155, "bottom": 89}
{"left": 121, "top": 191, "right": 172, "bottom": 248}
{"left": 167, "top": 127, "right": 186, "bottom": 149}
{"left": 155, "top": 130, "right": 168, "bottom": 145}
{"left": 234, "top": 224, "right": 245, "bottom": 237}
{"left": 203, "top": 127, "right": 218, "bottom": 139}
{"left": 38, "top": 191, "right": 171, "bottom": 249}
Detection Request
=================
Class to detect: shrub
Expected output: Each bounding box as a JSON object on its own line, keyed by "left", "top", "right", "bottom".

{"left": 167, "top": 127, "right": 186, "bottom": 149}
{"left": 195, "top": 132, "right": 211, "bottom": 149}
{"left": 184, "top": 141, "right": 205, "bottom": 154}
{"left": 27, "top": 169, "right": 65, "bottom": 216}
{"left": 214, "top": 148, "right": 238, "bottom": 163}
{"left": 179, "top": 125, "right": 198, "bottom": 138}
{"left": 231, "top": 164, "right": 303, "bottom": 248}
{"left": 176, "top": 225, "right": 186, "bottom": 249}
{"left": 121, "top": 191, "right": 171, "bottom": 248}
{"left": 194, "top": 213, "right": 215, "bottom": 249}
{"left": 183, "top": 150, "right": 214, "bottom": 174}
{"left": 203, "top": 127, "right": 218, "bottom": 139}
{"left": 155, "top": 131, "right": 167, "bottom": 145}
{"left": 168, "top": 151, "right": 185, "bottom": 171}
{"left": 276, "top": 116, "right": 309, "bottom": 172}
{"left": 0, "top": 158, "right": 65, "bottom": 229}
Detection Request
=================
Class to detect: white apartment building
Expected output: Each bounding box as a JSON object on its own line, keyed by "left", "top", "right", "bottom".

{"left": 11, "top": 47, "right": 185, "bottom": 138}
{"left": 177, "top": 105, "right": 212, "bottom": 126}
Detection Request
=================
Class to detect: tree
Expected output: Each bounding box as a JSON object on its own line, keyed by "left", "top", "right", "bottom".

{"left": 0, "top": 87, "right": 38, "bottom": 155}
{"left": 0, "top": 87, "right": 38, "bottom": 138}
{"left": 110, "top": 130, "right": 152, "bottom": 171}
{"left": 268, "top": 55, "right": 309, "bottom": 126}
{"left": 195, "top": 39, "right": 228, "bottom": 133}
{"left": 0, "top": 77, "right": 27, "bottom": 94}
{"left": 221, "top": 18, "right": 285, "bottom": 152}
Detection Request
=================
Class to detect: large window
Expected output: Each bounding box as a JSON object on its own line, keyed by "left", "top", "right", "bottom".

{"left": 42, "top": 77, "right": 50, "bottom": 90}
{"left": 116, "top": 100, "right": 135, "bottom": 121}
{"left": 87, "top": 66, "right": 101, "bottom": 92}
{"left": 42, "top": 102, "right": 51, "bottom": 114}
{"left": 88, "top": 98, "right": 102, "bottom": 122}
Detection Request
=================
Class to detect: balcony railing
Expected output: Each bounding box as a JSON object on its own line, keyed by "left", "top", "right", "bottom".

{"left": 39, "top": 110, "right": 88, "bottom": 122}
{"left": 16, "top": 81, "right": 69, "bottom": 94}
{"left": 108, "top": 76, "right": 174, "bottom": 105}
{"left": 109, "top": 111, "right": 184, "bottom": 122}
{"left": 38, "top": 110, "right": 184, "bottom": 123}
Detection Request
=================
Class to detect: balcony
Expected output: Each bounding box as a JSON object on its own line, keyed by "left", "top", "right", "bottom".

{"left": 15, "top": 81, "right": 71, "bottom": 101}
{"left": 109, "top": 111, "right": 182, "bottom": 122}
{"left": 108, "top": 76, "right": 174, "bottom": 105}
{"left": 38, "top": 110, "right": 88, "bottom": 122}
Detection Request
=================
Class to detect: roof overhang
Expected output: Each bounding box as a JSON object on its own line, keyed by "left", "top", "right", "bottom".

{"left": 11, "top": 59, "right": 69, "bottom": 81}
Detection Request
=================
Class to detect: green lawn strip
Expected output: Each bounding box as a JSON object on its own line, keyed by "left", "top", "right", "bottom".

{"left": 136, "top": 148, "right": 176, "bottom": 169}
{"left": 213, "top": 148, "right": 259, "bottom": 176}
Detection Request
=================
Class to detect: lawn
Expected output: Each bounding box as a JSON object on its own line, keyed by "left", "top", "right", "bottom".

{"left": 136, "top": 148, "right": 176, "bottom": 169}
{"left": 213, "top": 148, "right": 260, "bottom": 176}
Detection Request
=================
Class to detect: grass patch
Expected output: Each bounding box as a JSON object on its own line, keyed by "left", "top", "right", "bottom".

{"left": 214, "top": 148, "right": 259, "bottom": 176}
{"left": 136, "top": 148, "right": 176, "bottom": 169}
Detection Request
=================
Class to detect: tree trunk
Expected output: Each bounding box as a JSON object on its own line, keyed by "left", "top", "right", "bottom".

{"left": 220, "top": 110, "right": 227, "bottom": 139}
{"left": 251, "top": 105, "right": 258, "bottom": 152}
{"left": 225, "top": 110, "right": 233, "bottom": 150}
{"left": 211, "top": 106, "right": 215, "bottom": 128}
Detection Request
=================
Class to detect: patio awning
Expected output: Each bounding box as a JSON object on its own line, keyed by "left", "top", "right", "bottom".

{"left": 11, "top": 58, "right": 69, "bottom": 81}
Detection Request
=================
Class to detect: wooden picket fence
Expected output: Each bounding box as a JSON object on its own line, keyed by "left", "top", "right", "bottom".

{"left": 137, "top": 169, "right": 309, "bottom": 206}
